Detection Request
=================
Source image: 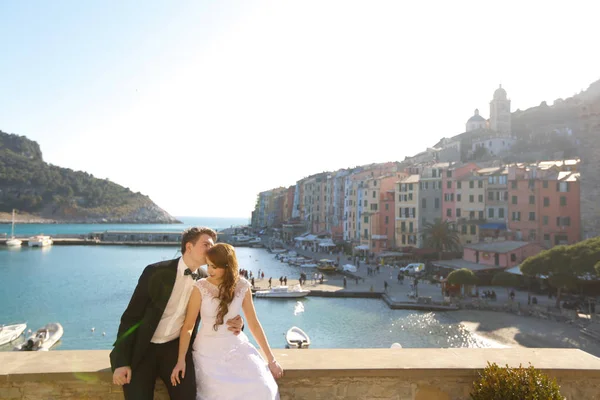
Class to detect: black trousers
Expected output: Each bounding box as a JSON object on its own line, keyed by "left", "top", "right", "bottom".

{"left": 123, "top": 338, "right": 196, "bottom": 400}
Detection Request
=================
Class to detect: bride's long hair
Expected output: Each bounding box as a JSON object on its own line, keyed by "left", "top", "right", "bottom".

{"left": 205, "top": 243, "right": 240, "bottom": 331}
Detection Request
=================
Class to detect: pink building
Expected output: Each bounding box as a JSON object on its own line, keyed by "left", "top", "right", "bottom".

{"left": 462, "top": 241, "right": 544, "bottom": 268}
{"left": 507, "top": 161, "right": 581, "bottom": 247}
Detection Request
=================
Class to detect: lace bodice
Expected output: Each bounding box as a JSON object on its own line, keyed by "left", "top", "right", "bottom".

{"left": 194, "top": 278, "right": 251, "bottom": 337}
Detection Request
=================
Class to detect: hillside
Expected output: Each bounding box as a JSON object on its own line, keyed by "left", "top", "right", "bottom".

{"left": 0, "top": 130, "right": 180, "bottom": 223}
{"left": 508, "top": 79, "right": 600, "bottom": 237}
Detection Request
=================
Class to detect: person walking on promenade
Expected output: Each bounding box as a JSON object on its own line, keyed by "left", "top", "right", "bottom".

{"left": 268, "top": 277, "right": 272, "bottom": 289}
{"left": 343, "top": 276, "right": 347, "bottom": 288}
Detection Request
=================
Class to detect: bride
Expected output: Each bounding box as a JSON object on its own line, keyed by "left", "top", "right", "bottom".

{"left": 170, "top": 243, "right": 282, "bottom": 399}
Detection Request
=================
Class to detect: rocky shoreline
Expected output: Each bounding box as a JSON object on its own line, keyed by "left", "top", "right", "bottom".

{"left": 0, "top": 212, "right": 181, "bottom": 224}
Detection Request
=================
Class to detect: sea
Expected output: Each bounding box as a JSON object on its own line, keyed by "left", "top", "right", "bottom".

{"left": 0, "top": 217, "right": 498, "bottom": 351}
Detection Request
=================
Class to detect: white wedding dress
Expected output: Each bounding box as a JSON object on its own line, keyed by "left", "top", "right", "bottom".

{"left": 192, "top": 277, "right": 279, "bottom": 400}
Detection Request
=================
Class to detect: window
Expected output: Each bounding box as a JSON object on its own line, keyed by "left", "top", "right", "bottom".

{"left": 385, "top": 203, "right": 389, "bottom": 210}
{"left": 499, "top": 208, "right": 505, "bottom": 218}
{"left": 478, "top": 180, "right": 483, "bottom": 188}
{"left": 409, "top": 222, "right": 414, "bottom": 233}
{"left": 409, "top": 183, "right": 413, "bottom": 191}
{"left": 488, "top": 191, "right": 494, "bottom": 201}
{"left": 435, "top": 198, "right": 440, "bottom": 209}
{"left": 402, "top": 235, "right": 406, "bottom": 244}
{"left": 529, "top": 212, "right": 536, "bottom": 221}
{"left": 372, "top": 191, "right": 376, "bottom": 198}
{"left": 512, "top": 196, "right": 518, "bottom": 205}
{"left": 401, "top": 222, "right": 406, "bottom": 232}
{"left": 446, "top": 208, "right": 452, "bottom": 217}
{"left": 543, "top": 216, "right": 548, "bottom": 225}
{"left": 447, "top": 181, "right": 451, "bottom": 189}
{"left": 543, "top": 180, "right": 548, "bottom": 188}
{"left": 457, "top": 181, "right": 462, "bottom": 189}
{"left": 385, "top": 216, "right": 389, "bottom": 224}
{"left": 543, "top": 197, "right": 549, "bottom": 207}
{"left": 544, "top": 234, "right": 550, "bottom": 241}
{"left": 457, "top": 194, "right": 462, "bottom": 202}
{"left": 364, "top": 200, "right": 367, "bottom": 206}
{"left": 478, "top": 211, "right": 484, "bottom": 220}
{"left": 461, "top": 225, "right": 467, "bottom": 234}
{"left": 529, "top": 195, "right": 535, "bottom": 205}
{"left": 470, "top": 225, "right": 476, "bottom": 234}
{"left": 469, "top": 181, "right": 474, "bottom": 189}
{"left": 456, "top": 208, "right": 462, "bottom": 217}
{"left": 469, "top": 195, "right": 474, "bottom": 203}
{"left": 510, "top": 254, "right": 517, "bottom": 262}
{"left": 447, "top": 170, "right": 452, "bottom": 178}
{"left": 560, "top": 196, "right": 567, "bottom": 206}
{"left": 478, "top": 194, "right": 484, "bottom": 202}
{"left": 499, "top": 176, "right": 507, "bottom": 185}
{"left": 364, "top": 216, "right": 368, "bottom": 223}
{"left": 364, "top": 229, "right": 368, "bottom": 238}
{"left": 488, "top": 208, "right": 495, "bottom": 218}
{"left": 512, "top": 211, "right": 521, "bottom": 221}
{"left": 422, "top": 198, "right": 426, "bottom": 208}
{"left": 558, "top": 182, "right": 569, "bottom": 192}
{"left": 528, "top": 180, "right": 535, "bottom": 189}
{"left": 529, "top": 229, "right": 537, "bottom": 242}
{"left": 511, "top": 181, "right": 517, "bottom": 189}
{"left": 469, "top": 211, "right": 475, "bottom": 219}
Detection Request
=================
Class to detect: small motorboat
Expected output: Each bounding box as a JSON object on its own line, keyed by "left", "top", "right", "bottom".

{"left": 0, "top": 323, "right": 27, "bottom": 346}
{"left": 317, "top": 259, "right": 337, "bottom": 272}
{"left": 14, "top": 323, "right": 63, "bottom": 351}
{"left": 286, "top": 326, "right": 310, "bottom": 349}
{"left": 27, "top": 235, "right": 53, "bottom": 247}
{"left": 255, "top": 285, "right": 310, "bottom": 298}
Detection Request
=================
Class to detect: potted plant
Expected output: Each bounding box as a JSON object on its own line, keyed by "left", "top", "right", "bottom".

{"left": 471, "top": 362, "right": 564, "bottom": 399}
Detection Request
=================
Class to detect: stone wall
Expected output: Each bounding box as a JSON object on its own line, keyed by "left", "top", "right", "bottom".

{"left": 2, "top": 349, "right": 600, "bottom": 400}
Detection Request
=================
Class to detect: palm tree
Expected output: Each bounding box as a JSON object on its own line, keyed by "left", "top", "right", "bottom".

{"left": 421, "top": 218, "right": 461, "bottom": 260}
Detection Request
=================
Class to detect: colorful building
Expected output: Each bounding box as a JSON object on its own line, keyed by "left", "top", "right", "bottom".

{"left": 395, "top": 174, "right": 420, "bottom": 247}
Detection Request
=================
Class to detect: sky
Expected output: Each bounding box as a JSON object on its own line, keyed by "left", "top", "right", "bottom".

{"left": 1, "top": 0, "right": 599, "bottom": 218}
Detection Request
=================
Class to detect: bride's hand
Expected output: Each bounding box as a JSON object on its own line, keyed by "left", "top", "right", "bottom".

{"left": 268, "top": 359, "right": 284, "bottom": 379}
{"left": 170, "top": 360, "right": 186, "bottom": 386}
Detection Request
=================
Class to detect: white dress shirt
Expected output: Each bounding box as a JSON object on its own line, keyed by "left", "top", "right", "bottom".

{"left": 151, "top": 257, "right": 198, "bottom": 344}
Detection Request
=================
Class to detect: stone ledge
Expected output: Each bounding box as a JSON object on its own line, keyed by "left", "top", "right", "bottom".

{"left": 1, "top": 349, "right": 600, "bottom": 400}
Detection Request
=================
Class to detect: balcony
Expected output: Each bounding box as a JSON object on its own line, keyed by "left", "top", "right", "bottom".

{"left": 371, "top": 234, "right": 388, "bottom": 240}
{"left": 2, "top": 349, "right": 598, "bottom": 399}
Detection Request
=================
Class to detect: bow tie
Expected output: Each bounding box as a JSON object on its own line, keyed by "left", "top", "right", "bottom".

{"left": 184, "top": 268, "right": 201, "bottom": 280}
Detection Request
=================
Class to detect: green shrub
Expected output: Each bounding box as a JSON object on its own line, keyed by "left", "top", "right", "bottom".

{"left": 470, "top": 362, "right": 564, "bottom": 400}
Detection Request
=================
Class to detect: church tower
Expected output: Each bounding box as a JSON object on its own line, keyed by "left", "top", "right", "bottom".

{"left": 489, "top": 85, "right": 511, "bottom": 134}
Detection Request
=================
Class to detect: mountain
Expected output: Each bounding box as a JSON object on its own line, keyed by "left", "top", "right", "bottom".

{"left": 0, "top": 130, "right": 180, "bottom": 223}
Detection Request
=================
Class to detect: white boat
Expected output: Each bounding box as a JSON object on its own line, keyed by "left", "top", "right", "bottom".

{"left": 342, "top": 264, "right": 357, "bottom": 273}
{"left": 286, "top": 326, "right": 310, "bottom": 348}
{"left": 6, "top": 210, "right": 22, "bottom": 247}
{"left": 0, "top": 323, "right": 27, "bottom": 346}
{"left": 28, "top": 235, "right": 53, "bottom": 247}
{"left": 255, "top": 285, "right": 310, "bottom": 298}
{"left": 299, "top": 263, "right": 318, "bottom": 268}
{"left": 270, "top": 248, "right": 287, "bottom": 254}
{"left": 14, "top": 323, "right": 63, "bottom": 351}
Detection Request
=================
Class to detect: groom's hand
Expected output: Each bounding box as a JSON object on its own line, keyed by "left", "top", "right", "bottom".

{"left": 226, "top": 315, "right": 243, "bottom": 335}
{"left": 113, "top": 366, "right": 132, "bottom": 386}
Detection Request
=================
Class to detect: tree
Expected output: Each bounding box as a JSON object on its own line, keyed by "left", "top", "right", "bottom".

{"left": 421, "top": 219, "right": 461, "bottom": 260}
{"left": 447, "top": 268, "right": 478, "bottom": 295}
{"left": 521, "top": 238, "right": 600, "bottom": 308}
{"left": 491, "top": 271, "right": 519, "bottom": 296}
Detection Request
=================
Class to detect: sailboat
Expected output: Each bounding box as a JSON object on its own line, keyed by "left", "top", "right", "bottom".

{"left": 6, "top": 210, "right": 22, "bottom": 247}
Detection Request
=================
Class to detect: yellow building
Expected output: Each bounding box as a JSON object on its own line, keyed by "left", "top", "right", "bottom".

{"left": 454, "top": 175, "right": 486, "bottom": 245}
{"left": 395, "top": 175, "right": 420, "bottom": 248}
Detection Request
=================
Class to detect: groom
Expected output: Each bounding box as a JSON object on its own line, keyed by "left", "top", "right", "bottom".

{"left": 110, "top": 227, "right": 244, "bottom": 399}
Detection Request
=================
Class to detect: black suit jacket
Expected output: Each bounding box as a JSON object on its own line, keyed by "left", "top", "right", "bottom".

{"left": 109, "top": 258, "right": 206, "bottom": 372}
